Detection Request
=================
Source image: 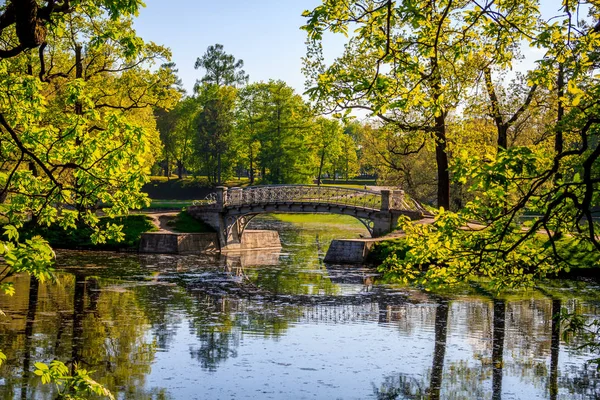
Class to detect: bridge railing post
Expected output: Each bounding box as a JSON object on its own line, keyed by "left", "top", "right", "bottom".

{"left": 228, "top": 187, "right": 242, "bottom": 206}
{"left": 215, "top": 186, "right": 227, "bottom": 210}
{"left": 380, "top": 189, "right": 391, "bottom": 211}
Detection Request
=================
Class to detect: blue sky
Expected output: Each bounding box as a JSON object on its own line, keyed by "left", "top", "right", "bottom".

{"left": 132, "top": 1, "right": 566, "bottom": 96}
{"left": 133, "top": 0, "right": 342, "bottom": 95}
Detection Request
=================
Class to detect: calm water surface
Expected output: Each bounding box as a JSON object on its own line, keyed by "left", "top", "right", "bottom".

{"left": 1, "top": 215, "right": 599, "bottom": 399}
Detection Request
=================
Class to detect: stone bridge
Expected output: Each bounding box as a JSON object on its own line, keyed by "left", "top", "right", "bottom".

{"left": 187, "top": 185, "right": 426, "bottom": 249}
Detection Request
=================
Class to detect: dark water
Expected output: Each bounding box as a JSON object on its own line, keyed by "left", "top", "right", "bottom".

{"left": 1, "top": 215, "right": 600, "bottom": 399}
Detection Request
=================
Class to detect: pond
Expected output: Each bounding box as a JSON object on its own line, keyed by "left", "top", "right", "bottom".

{"left": 1, "top": 214, "right": 599, "bottom": 399}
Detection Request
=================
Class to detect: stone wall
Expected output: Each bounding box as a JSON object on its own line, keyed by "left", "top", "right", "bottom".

{"left": 138, "top": 230, "right": 280, "bottom": 254}
{"left": 221, "top": 230, "right": 281, "bottom": 252}
{"left": 139, "top": 232, "right": 219, "bottom": 254}
{"left": 324, "top": 239, "right": 376, "bottom": 264}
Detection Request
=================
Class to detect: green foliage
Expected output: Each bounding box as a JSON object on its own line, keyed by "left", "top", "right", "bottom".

{"left": 304, "top": 0, "right": 600, "bottom": 293}
{"left": 369, "top": 238, "right": 411, "bottom": 265}
{"left": 34, "top": 360, "right": 115, "bottom": 400}
{"left": 142, "top": 177, "right": 214, "bottom": 200}
{"left": 195, "top": 84, "right": 239, "bottom": 184}
{"left": 21, "top": 215, "right": 157, "bottom": 251}
{"left": 314, "top": 117, "right": 343, "bottom": 184}
{"left": 194, "top": 44, "right": 248, "bottom": 90}
{"left": 0, "top": 1, "right": 179, "bottom": 398}
{"left": 0, "top": 0, "right": 180, "bottom": 296}
{"left": 238, "top": 81, "right": 317, "bottom": 184}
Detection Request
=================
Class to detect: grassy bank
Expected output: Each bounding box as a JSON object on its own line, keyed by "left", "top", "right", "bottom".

{"left": 22, "top": 215, "right": 158, "bottom": 251}
{"left": 145, "top": 199, "right": 194, "bottom": 210}
{"left": 270, "top": 213, "right": 365, "bottom": 228}
{"left": 168, "top": 211, "right": 214, "bottom": 233}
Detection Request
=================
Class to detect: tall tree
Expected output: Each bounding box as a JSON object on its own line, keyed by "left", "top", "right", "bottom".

{"left": 252, "top": 81, "right": 316, "bottom": 184}
{"left": 195, "top": 84, "right": 238, "bottom": 184}
{"left": 302, "top": 0, "right": 539, "bottom": 210}
{"left": 314, "top": 117, "right": 343, "bottom": 185}
{"left": 375, "top": 1, "right": 600, "bottom": 290}
{"left": 0, "top": 0, "right": 179, "bottom": 392}
{"left": 237, "top": 84, "right": 263, "bottom": 184}
{"left": 193, "top": 43, "right": 248, "bottom": 91}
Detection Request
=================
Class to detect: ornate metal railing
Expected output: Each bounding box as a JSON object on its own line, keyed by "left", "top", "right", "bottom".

{"left": 192, "top": 185, "right": 425, "bottom": 213}
{"left": 192, "top": 192, "right": 218, "bottom": 207}
{"left": 229, "top": 185, "right": 382, "bottom": 210}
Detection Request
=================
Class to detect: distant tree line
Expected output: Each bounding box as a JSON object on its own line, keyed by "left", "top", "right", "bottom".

{"left": 154, "top": 44, "right": 366, "bottom": 185}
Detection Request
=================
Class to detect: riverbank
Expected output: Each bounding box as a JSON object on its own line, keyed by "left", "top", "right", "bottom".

{"left": 21, "top": 211, "right": 215, "bottom": 252}
{"left": 21, "top": 215, "right": 158, "bottom": 252}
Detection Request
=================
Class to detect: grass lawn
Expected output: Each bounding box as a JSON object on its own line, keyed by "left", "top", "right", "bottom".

{"left": 168, "top": 211, "right": 215, "bottom": 233}
{"left": 145, "top": 199, "right": 194, "bottom": 209}
{"left": 269, "top": 213, "right": 365, "bottom": 227}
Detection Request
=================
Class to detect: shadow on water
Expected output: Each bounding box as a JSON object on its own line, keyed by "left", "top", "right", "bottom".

{"left": 1, "top": 215, "right": 600, "bottom": 399}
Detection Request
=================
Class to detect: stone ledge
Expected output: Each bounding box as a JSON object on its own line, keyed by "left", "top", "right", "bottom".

{"left": 324, "top": 239, "right": 376, "bottom": 264}
{"left": 139, "top": 232, "right": 219, "bottom": 254}
{"left": 139, "top": 230, "right": 281, "bottom": 254}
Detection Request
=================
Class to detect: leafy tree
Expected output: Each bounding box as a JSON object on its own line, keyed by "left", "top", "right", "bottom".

{"left": 0, "top": 0, "right": 179, "bottom": 393}
{"left": 237, "top": 84, "right": 263, "bottom": 184}
{"left": 193, "top": 43, "right": 248, "bottom": 91}
{"left": 250, "top": 81, "right": 316, "bottom": 184}
{"left": 302, "top": 0, "right": 539, "bottom": 210}
{"left": 156, "top": 96, "right": 200, "bottom": 179}
{"left": 357, "top": 121, "right": 437, "bottom": 201}
{"left": 336, "top": 131, "right": 360, "bottom": 181}
{"left": 195, "top": 84, "right": 239, "bottom": 184}
{"left": 154, "top": 62, "right": 187, "bottom": 178}
{"left": 314, "top": 117, "right": 342, "bottom": 185}
{"left": 352, "top": 0, "right": 600, "bottom": 292}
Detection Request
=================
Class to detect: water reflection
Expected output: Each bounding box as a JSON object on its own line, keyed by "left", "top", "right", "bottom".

{"left": 0, "top": 215, "right": 600, "bottom": 399}
{"left": 492, "top": 299, "right": 506, "bottom": 400}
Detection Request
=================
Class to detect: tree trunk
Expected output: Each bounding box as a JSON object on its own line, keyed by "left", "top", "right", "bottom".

{"left": 428, "top": 300, "right": 449, "bottom": 400}
{"left": 431, "top": 56, "right": 451, "bottom": 210}
{"left": 434, "top": 115, "right": 450, "bottom": 210}
{"left": 249, "top": 144, "right": 254, "bottom": 184}
{"left": 317, "top": 149, "right": 325, "bottom": 186}
{"left": 74, "top": 44, "right": 84, "bottom": 216}
{"left": 165, "top": 153, "right": 170, "bottom": 179}
{"left": 217, "top": 152, "right": 222, "bottom": 185}
{"left": 74, "top": 45, "right": 83, "bottom": 116}
{"left": 556, "top": 65, "right": 564, "bottom": 154}
{"left": 177, "top": 159, "right": 183, "bottom": 180}
{"left": 484, "top": 68, "right": 508, "bottom": 150}
{"left": 492, "top": 300, "right": 506, "bottom": 400}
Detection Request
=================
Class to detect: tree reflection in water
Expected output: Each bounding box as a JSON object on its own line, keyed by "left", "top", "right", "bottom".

{"left": 20, "top": 276, "right": 39, "bottom": 400}
{"left": 1, "top": 214, "right": 600, "bottom": 399}
{"left": 371, "top": 297, "right": 600, "bottom": 400}
{"left": 428, "top": 299, "right": 449, "bottom": 400}
{"left": 550, "top": 299, "right": 560, "bottom": 400}
{"left": 492, "top": 299, "right": 506, "bottom": 400}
